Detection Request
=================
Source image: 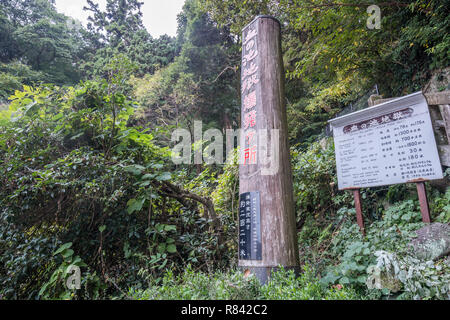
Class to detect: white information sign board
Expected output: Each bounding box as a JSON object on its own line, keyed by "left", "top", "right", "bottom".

{"left": 329, "top": 92, "right": 443, "bottom": 190}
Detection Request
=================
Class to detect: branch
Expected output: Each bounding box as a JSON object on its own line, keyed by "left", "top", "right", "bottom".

{"left": 210, "top": 65, "right": 238, "bottom": 84}
{"left": 152, "top": 180, "right": 221, "bottom": 231}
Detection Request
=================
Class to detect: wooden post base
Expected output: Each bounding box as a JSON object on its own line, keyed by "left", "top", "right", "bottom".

{"left": 239, "top": 266, "right": 301, "bottom": 284}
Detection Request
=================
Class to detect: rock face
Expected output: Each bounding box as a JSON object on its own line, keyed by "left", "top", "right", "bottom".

{"left": 409, "top": 223, "right": 450, "bottom": 261}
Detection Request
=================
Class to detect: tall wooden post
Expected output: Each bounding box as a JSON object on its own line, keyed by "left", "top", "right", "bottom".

{"left": 239, "top": 16, "right": 299, "bottom": 283}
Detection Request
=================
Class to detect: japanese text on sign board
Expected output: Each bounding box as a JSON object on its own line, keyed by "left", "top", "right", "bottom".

{"left": 329, "top": 92, "right": 443, "bottom": 190}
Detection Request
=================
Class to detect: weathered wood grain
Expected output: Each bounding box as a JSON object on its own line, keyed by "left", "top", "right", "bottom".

{"left": 426, "top": 91, "right": 450, "bottom": 106}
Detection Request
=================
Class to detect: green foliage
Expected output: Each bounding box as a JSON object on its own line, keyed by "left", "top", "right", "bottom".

{"left": 203, "top": 0, "right": 449, "bottom": 147}
{"left": 130, "top": 56, "right": 200, "bottom": 127}
{"left": 129, "top": 266, "right": 260, "bottom": 300}
{"left": 260, "top": 265, "right": 359, "bottom": 300}
{"left": 128, "top": 264, "right": 359, "bottom": 300}
{"left": 0, "top": 0, "right": 83, "bottom": 84}
{"left": 433, "top": 187, "right": 450, "bottom": 223}
{"left": 1, "top": 0, "right": 448, "bottom": 301}
{"left": 210, "top": 149, "right": 239, "bottom": 261}
{"left": 0, "top": 78, "right": 143, "bottom": 298}
{"left": 0, "top": 72, "right": 21, "bottom": 102}
{"left": 367, "top": 250, "right": 450, "bottom": 300}
{"left": 131, "top": 0, "right": 240, "bottom": 131}
{"left": 321, "top": 230, "right": 374, "bottom": 289}
{"left": 320, "top": 199, "right": 434, "bottom": 296}
{"left": 0, "top": 209, "right": 60, "bottom": 299}
{"left": 0, "top": 63, "right": 231, "bottom": 298}
{"left": 292, "top": 140, "right": 347, "bottom": 218}
{"left": 0, "top": 62, "right": 45, "bottom": 102}
{"left": 211, "top": 149, "right": 239, "bottom": 217}
{"left": 81, "top": 0, "right": 178, "bottom": 78}
{"left": 383, "top": 200, "right": 423, "bottom": 225}
{"left": 38, "top": 242, "right": 104, "bottom": 300}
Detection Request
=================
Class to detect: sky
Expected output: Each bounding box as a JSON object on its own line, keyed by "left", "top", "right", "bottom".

{"left": 54, "top": 0, "right": 185, "bottom": 38}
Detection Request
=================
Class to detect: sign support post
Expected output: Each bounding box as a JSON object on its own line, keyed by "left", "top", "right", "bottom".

{"left": 352, "top": 189, "right": 365, "bottom": 235}
{"left": 238, "top": 16, "right": 299, "bottom": 284}
{"left": 415, "top": 181, "right": 431, "bottom": 223}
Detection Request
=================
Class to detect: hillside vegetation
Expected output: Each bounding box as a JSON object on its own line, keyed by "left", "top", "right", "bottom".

{"left": 0, "top": 0, "right": 449, "bottom": 300}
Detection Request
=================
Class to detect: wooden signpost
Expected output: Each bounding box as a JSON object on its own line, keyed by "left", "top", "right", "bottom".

{"left": 239, "top": 16, "right": 299, "bottom": 283}
{"left": 329, "top": 92, "right": 444, "bottom": 232}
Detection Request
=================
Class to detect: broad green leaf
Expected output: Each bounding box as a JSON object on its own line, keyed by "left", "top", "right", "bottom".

{"left": 157, "top": 243, "right": 166, "bottom": 253}
{"left": 54, "top": 242, "right": 73, "bottom": 256}
{"left": 340, "top": 277, "right": 350, "bottom": 284}
{"left": 156, "top": 172, "right": 171, "bottom": 181}
{"left": 62, "top": 249, "right": 74, "bottom": 259}
{"left": 127, "top": 198, "right": 145, "bottom": 214}
{"left": 124, "top": 165, "right": 145, "bottom": 175}
{"left": 164, "top": 225, "right": 176, "bottom": 232}
{"left": 166, "top": 244, "right": 176, "bottom": 253}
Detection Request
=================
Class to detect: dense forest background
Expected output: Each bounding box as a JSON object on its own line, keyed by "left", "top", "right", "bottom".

{"left": 0, "top": 0, "right": 449, "bottom": 300}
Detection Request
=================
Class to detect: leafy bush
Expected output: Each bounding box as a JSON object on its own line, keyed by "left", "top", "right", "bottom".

{"left": 292, "top": 141, "right": 342, "bottom": 219}
{"left": 129, "top": 266, "right": 260, "bottom": 300}
{"left": 0, "top": 65, "right": 234, "bottom": 299}
{"left": 319, "top": 194, "right": 450, "bottom": 300}
{"left": 0, "top": 72, "right": 22, "bottom": 102}
{"left": 0, "top": 80, "right": 150, "bottom": 299}
{"left": 433, "top": 186, "right": 450, "bottom": 224}
{"left": 0, "top": 209, "right": 59, "bottom": 299}
{"left": 0, "top": 62, "right": 45, "bottom": 102}
{"left": 260, "top": 265, "right": 359, "bottom": 300}
{"left": 289, "top": 140, "right": 449, "bottom": 300}
{"left": 128, "top": 264, "right": 359, "bottom": 300}
{"left": 38, "top": 242, "right": 104, "bottom": 300}
{"left": 320, "top": 199, "right": 424, "bottom": 288}
{"left": 367, "top": 250, "right": 450, "bottom": 300}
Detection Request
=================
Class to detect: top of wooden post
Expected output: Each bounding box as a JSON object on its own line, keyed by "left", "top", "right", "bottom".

{"left": 242, "top": 15, "right": 281, "bottom": 32}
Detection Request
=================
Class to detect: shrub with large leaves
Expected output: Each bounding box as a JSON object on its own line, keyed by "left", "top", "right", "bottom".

{"left": 0, "top": 61, "right": 230, "bottom": 298}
